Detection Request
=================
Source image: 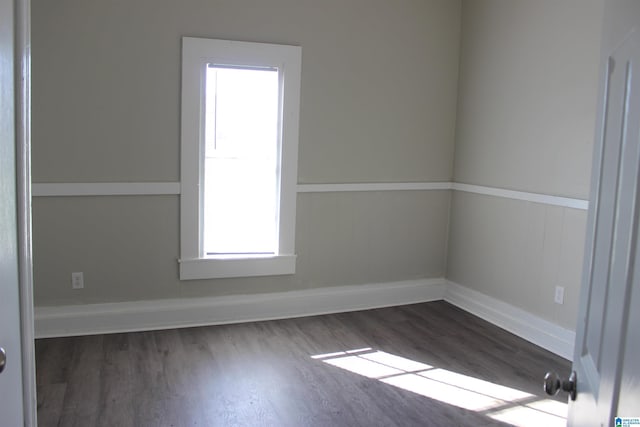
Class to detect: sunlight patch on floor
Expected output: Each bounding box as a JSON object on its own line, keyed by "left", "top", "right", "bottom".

{"left": 311, "top": 348, "right": 568, "bottom": 427}
{"left": 324, "top": 355, "right": 404, "bottom": 379}
{"left": 361, "top": 351, "right": 432, "bottom": 372}
{"left": 419, "top": 368, "right": 531, "bottom": 401}
{"left": 489, "top": 402, "right": 567, "bottom": 427}
{"left": 382, "top": 373, "right": 506, "bottom": 411}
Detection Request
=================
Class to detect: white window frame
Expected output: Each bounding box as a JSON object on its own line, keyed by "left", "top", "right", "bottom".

{"left": 179, "top": 37, "right": 301, "bottom": 280}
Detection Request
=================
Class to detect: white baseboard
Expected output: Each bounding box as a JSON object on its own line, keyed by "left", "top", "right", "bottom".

{"left": 444, "top": 281, "right": 575, "bottom": 360}
{"left": 34, "top": 278, "right": 575, "bottom": 361}
{"left": 34, "top": 279, "right": 446, "bottom": 338}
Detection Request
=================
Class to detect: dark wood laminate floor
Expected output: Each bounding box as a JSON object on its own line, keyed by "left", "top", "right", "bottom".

{"left": 35, "top": 301, "right": 570, "bottom": 427}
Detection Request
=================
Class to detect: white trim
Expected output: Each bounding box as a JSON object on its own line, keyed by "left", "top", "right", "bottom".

{"left": 179, "top": 37, "right": 301, "bottom": 280}
{"left": 33, "top": 279, "right": 575, "bottom": 360}
{"left": 32, "top": 182, "right": 181, "bottom": 197}
{"left": 452, "top": 182, "right": 589, "bottom": 210}
{"left": 34, "top": 279, "right": 446, "bottom": 338}
{"left": 444, "top": 281, "right": 575, "bottom": 360}
{"left": 296, "top": 182, "right": 588, "bottom": 211}
{"left": 296, "top": 182, "right": 453, "bottom": 193}
{"left": 30, "top": 181, "right": 589, "bottom": 212}
{"left": 16, "top": 0, "right": 36, "bottom": 422}
{"left": 179, "top": 254, "right": 296, "bottom": 279}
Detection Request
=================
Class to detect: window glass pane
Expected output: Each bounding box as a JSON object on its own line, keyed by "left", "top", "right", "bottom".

{"left": 203, "top": 66, "right": 279, "bottom": 254}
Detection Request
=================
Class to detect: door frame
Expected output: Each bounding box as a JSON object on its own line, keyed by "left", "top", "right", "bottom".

{"left": 15, "top": 0, "right": 37, "bottom": 424}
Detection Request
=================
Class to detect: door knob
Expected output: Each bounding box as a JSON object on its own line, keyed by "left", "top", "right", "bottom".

{"left": 544, "top": 371, "right": 577, "bottom": 401}
{"left": 0, "top": 347, "right": 6, "bottom": 374}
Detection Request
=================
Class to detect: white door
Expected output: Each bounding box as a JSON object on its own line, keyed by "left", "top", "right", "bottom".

{"left": 566, "top": 1, "right": 640, "bottom": 425}
{"left": 0, "top": 0, "right": 26, "bottom": 424}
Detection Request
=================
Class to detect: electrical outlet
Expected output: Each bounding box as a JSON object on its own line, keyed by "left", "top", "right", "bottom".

{"left": 554, "top": 286, "right": 565, "bottom": 305}
{"left": 71, "top": 272, "right": 84, "bottom": 289}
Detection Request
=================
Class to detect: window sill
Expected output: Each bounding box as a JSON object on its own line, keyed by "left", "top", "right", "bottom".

{"left": 179, "top": 254, "right": 296, "bottom": 280}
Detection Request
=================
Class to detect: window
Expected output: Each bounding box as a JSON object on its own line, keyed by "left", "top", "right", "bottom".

{"left": 203, "top": 65, "right": 279, "bottom": 255}
{"left": 180, "top": 37, "right": 301, "bottom": 280}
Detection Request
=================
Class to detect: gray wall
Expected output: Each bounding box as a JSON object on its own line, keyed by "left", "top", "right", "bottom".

{"left": 447, "top": 0, "right": 604, "bottom": 329}
{"left": 33, "top": 192, "right": 450, "bottom": 304}
{"left": 31, "top": 0, "right": 460, "bottom": 305}
{"left": 32, "top": 0, "right": 606, "bottom": 333}
{"left": 32, "top": 0, "right": 460, "bottom": 184}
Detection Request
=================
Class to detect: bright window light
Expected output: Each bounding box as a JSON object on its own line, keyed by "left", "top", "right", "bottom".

{"left": 203, "top": 65, "right": 279, "bottom": 255}
{"left": 360, "top": 351, "right": 432, "bottom": 372}
{"left": 488, "top": 404, "right": 567, "bottom": 427}
{"left": 525, "top": 399, "right": 569, "bottom": 418}
{"left": 418, "top": 368, "right": 532, "bottom": 401}
{"left": 381, "top": 373, "right": 506, "bottom": 411}
{"left": 311, "top": 348, "right": 568, "bottom": 426}
{"left": 310, "top": 348, "right": 372, "bottom": 360}
{"left": 180, "top": 37, "right": 301, "bottom": 280}
{"left": 323, "top": 355, "right": 404, "bottom": 379}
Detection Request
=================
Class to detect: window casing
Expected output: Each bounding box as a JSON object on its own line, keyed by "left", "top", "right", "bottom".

{"left": 180, "top": 37, "right": 301, "bottom": 280}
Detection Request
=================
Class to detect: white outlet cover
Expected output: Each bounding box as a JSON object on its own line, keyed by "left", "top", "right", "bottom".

{"left": 554, "top": 286, "right": 564, "bottom": 304}
{"left": 71, "top": 272, "right": 84, "bottom": 289}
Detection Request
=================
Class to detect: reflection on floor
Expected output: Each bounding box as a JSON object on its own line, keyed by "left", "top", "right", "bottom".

{"left": 36, "top": 301, "right": 571, "bottom": 426}
{"left": 313, "top": 348, "right": 567, "bottom": 427}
